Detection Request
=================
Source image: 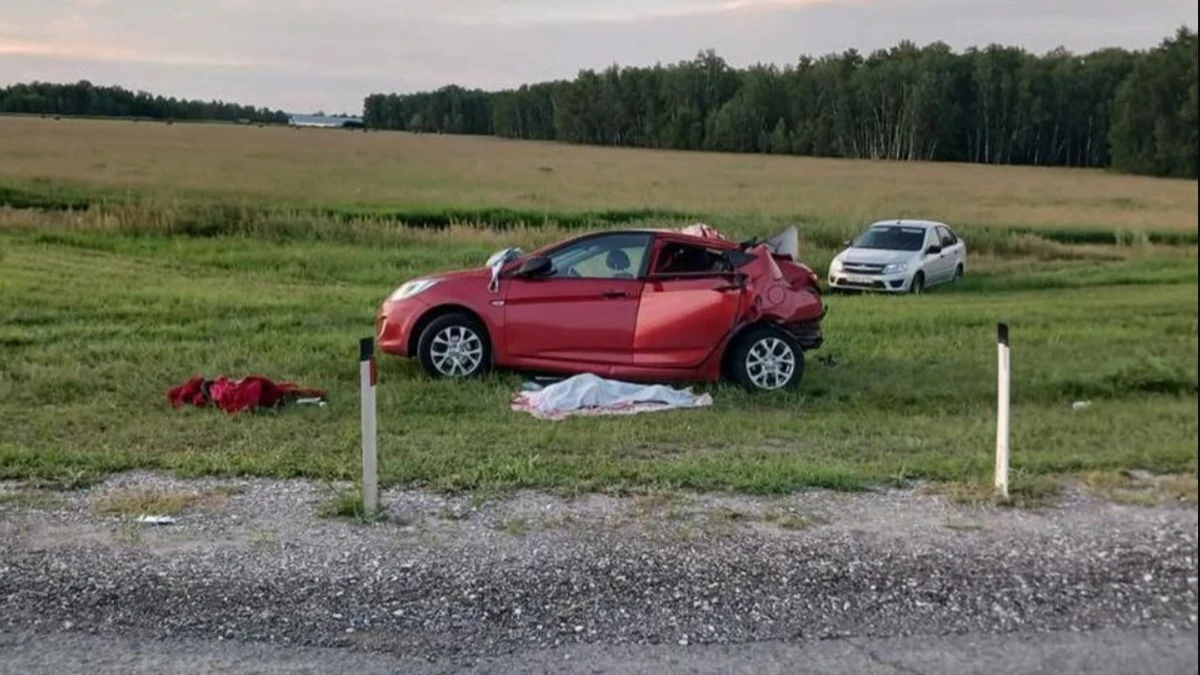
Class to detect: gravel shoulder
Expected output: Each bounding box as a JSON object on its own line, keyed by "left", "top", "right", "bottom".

{"left": 1, "top": 472, "right": 1197, "bottom": 668}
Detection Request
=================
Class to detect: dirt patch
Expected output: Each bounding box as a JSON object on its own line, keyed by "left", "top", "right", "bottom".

{"left": 91, "top": 486, "right": 240, "bottom": 517}
{"left": 1083, "top": 470, "right": 1198, "bottom": 507}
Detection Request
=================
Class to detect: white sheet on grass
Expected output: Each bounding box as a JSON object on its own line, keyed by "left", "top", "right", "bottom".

{"left": 511, "top": 373, "right": 713, "bottom": 420}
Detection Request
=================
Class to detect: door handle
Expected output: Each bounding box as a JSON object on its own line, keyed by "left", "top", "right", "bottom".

{"left": 601, "top": 290, "right": 628, "bottom": 298}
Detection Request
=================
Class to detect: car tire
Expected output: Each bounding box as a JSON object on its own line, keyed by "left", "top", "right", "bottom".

{"left": 909, "top": 271, "right": 925, "bottom": 294}
{"left": 416, "top": 313, "right": 491, "bottom": 380}
{"left": 727, "top": 324, "right": 805, "bottom": 392}
{"left": 954, "top": 263, "right": 964, "bottom": 282}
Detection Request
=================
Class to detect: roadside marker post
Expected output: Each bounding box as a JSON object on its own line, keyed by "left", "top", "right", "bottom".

{"left": 995, "top": 323, "right": 1011, "bottom": 500}
{"left": 359, "top": 337, "right": 379, "bottom": 517}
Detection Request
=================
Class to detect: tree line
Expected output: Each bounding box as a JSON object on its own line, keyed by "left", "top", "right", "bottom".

{"left": 0, "top": 81, "right": 289, "bottom": 124}
{"left": 364, "top": 27, "right": 1197, "bottom": 179}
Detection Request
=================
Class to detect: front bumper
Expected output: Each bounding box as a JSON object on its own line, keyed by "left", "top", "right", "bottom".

{"left": 827, "top": 271, "right": 910, "bottom": 292}
{"left": 375, "top": 297, "right": 432, "bottom": 356}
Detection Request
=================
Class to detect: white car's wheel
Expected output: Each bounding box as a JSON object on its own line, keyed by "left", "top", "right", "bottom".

{"left": 909, "top": 271, "right": 925, "bottom": 294}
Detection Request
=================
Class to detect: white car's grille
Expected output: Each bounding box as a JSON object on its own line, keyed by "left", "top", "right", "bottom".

{"left": 842, "top": 261, "right": 886, "bottom": 275}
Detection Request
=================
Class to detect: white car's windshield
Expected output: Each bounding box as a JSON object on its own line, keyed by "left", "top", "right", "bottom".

{"left": 852, "top": 226, "right": 926, "bottom": 251}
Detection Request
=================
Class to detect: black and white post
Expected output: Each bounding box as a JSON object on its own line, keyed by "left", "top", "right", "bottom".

{"left": 359, "top": 337, "right": 379, "bottom": 516}
{"left": 995, "top": 323, "right": 1011, "bottom": 499}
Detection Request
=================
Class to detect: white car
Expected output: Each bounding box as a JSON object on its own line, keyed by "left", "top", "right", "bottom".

{"left": 827, "top": 219, "right": 967, "bottom": 294}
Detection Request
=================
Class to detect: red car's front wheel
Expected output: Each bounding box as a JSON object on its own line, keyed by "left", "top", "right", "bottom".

{"left": 416, "top": 313, "right": 492, "bottom": 380}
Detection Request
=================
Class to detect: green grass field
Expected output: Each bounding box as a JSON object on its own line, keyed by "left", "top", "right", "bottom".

{"left": 1, "top": 117, "right": 1196, "bottom": 496}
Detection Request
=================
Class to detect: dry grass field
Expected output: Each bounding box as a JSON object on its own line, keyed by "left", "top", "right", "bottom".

{"left": 1, "top": 116, "right": 1196, "bottom": 231}
{"left": 1, "top": 116, "right": 1196, "bottom": 496}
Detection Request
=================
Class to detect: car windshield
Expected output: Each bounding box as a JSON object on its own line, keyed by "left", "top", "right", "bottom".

{"left": 852, "top": 226, "right": 926, "bottom": 251}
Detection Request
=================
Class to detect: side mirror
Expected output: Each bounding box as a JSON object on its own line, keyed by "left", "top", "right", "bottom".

{"left": 925, "top": 245, "right": 942, "bottom": 256}
{"left": 842, "top": 239, "right": 852, "bottom": 247}
{"left": 514, "top": 255, "right": 553, "bottom": 278}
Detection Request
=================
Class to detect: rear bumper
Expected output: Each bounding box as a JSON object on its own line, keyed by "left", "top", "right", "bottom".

{"left": 784, "top": 310, "right": 825, "bottom": 350}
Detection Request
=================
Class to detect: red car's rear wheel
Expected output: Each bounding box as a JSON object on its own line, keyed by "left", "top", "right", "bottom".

{"left": 727, "top": 325, "right": 805, "bottom": 392}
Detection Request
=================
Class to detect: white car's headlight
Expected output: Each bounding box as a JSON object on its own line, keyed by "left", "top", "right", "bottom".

{"left": 829, "top": 257, "right": 844, "bottom": 272}
{"left": 882, "top": 262, "right": 908, "bottom": 275}
{"left": 388, "top": 278, "right": 440, "bottom": 301}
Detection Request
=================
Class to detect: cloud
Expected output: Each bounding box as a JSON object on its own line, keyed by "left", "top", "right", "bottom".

{"left": 1, "top": 0, "right": 1195, "bottom": 113}
{"left": 432, "top": 0, "right": 839, "bottom": 25}
{"left": 0, "top": 38, "right": 282, "bottom": 70}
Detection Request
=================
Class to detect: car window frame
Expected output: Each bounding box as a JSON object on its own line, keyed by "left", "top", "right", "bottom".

{"left": 647, "top": 238, "right": 737, "bottom": 280}
{"left": 527, "top": 231, "right": 656, "bottom": 281}
{"left": 935, "top": 225, "right": 956, "bottom": 248}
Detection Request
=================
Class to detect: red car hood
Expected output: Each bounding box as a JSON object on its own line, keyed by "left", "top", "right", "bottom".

{"left": 425, "top": 268, "right": 491, "bottom": 283}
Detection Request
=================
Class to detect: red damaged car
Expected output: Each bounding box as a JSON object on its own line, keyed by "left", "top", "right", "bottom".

{"left": 375, "top": 225, "right": 825, "bottom": 391}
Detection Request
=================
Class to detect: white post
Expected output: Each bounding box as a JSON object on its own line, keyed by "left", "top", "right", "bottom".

{"left": 359, "top": 337, "right": 378, "bottom": 517}
{"left": 995, "top": 323, "right": 1010, "bottom": 500}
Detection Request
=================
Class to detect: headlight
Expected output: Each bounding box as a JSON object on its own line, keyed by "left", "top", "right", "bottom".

{"left": 388, "top": 278, "right": 439, "bottom": 301}
{"left": 829, "top": 257, "right": 844, "bottom": 272}
{"left": 882, "top": 262, "right": 908, "bottom": 275}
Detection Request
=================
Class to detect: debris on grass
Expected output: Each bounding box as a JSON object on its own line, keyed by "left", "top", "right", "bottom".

{"left": 510, "top": 373, "right": 713, "bottom": 420}
{"left": 167, "top": 374, "right": 327, "bottom": 413}
{"left": 135, "top": 515, "right": 177, "bottom": 525}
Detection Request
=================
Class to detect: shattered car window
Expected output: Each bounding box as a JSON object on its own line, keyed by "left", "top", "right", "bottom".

{"left": 654, "top": 243, "right": 732, "bottom": 275}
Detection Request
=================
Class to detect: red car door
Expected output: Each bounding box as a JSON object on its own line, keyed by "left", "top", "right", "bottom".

{"left": 632, "top": 239, "right": 744, "bottom": 368}
{"left": 502, "top": 232, "right": 652, "bottom": 366}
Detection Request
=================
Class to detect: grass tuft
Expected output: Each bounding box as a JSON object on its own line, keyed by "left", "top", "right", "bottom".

{"left": 496, "top": 517, "right": 530, "bottom": 536}
{"left": 922, "top": 474, "right": 1065, "bottom": 510}
{"left": 317, "top": 487, "right": 386, "bottom": 522}
{"left": 761, "top": 509, "right": 817, "bottom": 530}
{"left": 0, "top": 489, "right": 67, "bottom": 510}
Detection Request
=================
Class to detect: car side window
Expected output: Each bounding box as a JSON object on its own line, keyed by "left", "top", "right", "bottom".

{"left": 652, "top": 242, "right": 732, "bottom": 277}
{"left": 545, "top": 233, "right": 652, "bottom": 280}
{"left": 937, "top": 226, "right": 956, "bottom": 248}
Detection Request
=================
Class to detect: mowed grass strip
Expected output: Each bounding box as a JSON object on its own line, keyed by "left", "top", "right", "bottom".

{"left": 1, "top": 220, "right": 1195, "bottom": 493}
{"left": 1, "top": 116, "right": 1197, "bottom": 231}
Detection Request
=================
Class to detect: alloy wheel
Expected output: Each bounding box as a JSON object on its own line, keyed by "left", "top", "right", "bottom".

{"left": 744, "top": 337, "right": 797, "bottom": 391}
{"left": 429, "top": 325, "right": 484, "bottom": 377}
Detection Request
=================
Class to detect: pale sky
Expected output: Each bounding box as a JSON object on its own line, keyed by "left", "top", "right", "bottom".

{"left": 1, "top": 0, "right": 1196, "bottom": 114}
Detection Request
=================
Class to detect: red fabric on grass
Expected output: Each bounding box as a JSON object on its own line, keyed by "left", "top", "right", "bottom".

{"left": 167, "top": 375, "right": 325, "bottom": 413}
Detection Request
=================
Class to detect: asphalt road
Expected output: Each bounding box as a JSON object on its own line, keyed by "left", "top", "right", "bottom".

{"left": 2, "top": 626, "right": 1196, "bottom": 675}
